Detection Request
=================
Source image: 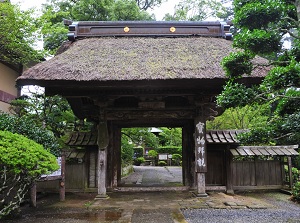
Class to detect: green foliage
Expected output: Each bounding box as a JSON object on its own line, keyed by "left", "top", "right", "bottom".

{"left": 148, "top": 150, "right": 158, "bottom": 158}
{"left": 263, "top": 61, "right": 300, "bottom": 91}
{"left": 157, "top": 146, "right": 182, "bottom": 155}
{"left": 0, "top": 131, "right": 58, "bottom": 218}
{"left": 121, "top": 135, "right": 134, "bottom": 163}
{"left": 0, "top": 131, "right": 58, "bottom": 176}
{"left": 136, "top": 0, "right": 164, "bottom": 10}
{"left": 217, "top": 82, "right": 259, "bottom": 108}
{"left": 158, "top": 160, "right": 167, "bottom": 166}
{"left": 219, "top": 0, "right": 300, "bottom": 146}
{"left": 233, "top": 30, "right": 282, "bottom": 55}
{"left": 0, "top": 113, "right": 60, "bottom": 155}
{"left": 122, "top": 128, "right": 160, "bottom": 149}
{"left": 207, "top": 105, "right": 269, "bottom": 130}
{"left": 9, "top": 91, "right": 87, "bottom": 151}
{"left": 133, "top": 147, "right": 144, "bottom": 158}
{"left": 159, "top": 128, "right": 182, "bottom": 147}
{"left": 163, "top": 0, "right": 228, "bottom": 21}
{"left": 0, "top": 2, "right": 44, "bottom": 65}
{"left": 121, "top": 127, "right": 183, "bottom": 164}
{"left": 292, "top": 181, "right": 300, "bottom": 202}
{"left": 222, "top": 51, "right": 254, "bottom": 78}
{"left": 111, "top": 0, "right": 154, "bottom": 21}
{"left": 234, "top": 0, "right": 286, "bottom": 30}
{"left": 172, "top": 153, "right": 182, "bottom": 166}
{"left": 237, "top": 127, "right": 276, "bottom": 146}
{"left": 133, "top": 157, "right": 145, "bottom": 166}
{"left": 274, "top": 89, "right": 300, "bottom": 116}
{"left": 39, "top": 0, "right": 154, "bottom": 54}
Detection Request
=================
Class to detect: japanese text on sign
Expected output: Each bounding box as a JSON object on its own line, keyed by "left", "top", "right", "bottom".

{"left": 195, "top": 121, "right": 207, "bottom": 172}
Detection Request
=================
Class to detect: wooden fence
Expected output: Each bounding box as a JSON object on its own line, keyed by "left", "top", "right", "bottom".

{"left": 232, "top": 160, "right": 284, "bottom": 190}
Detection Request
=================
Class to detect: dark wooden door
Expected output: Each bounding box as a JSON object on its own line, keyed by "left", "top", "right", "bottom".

{"left": 206, "top": 149, "right": 226, "bottom": 185}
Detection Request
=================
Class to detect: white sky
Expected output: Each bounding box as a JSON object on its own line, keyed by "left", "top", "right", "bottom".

{"left": 11, "top": 0, "right": 180, "bottom": 20}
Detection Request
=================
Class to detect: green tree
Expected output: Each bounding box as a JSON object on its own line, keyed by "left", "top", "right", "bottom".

{"left": 39, "top": 0, "right": 154, "bottom": 54}
{"left": 121, "top": 134, "right": 134, "bottom": 163}
{"left": 0, "top": 131, "right": 58, "bottom": 218}
{"left": 135, "top": 0, "right": 164, "bottom": 10}
{"left": 163, "top": 0, "right": 229, "bottom": 21}
{"left": 206, "top": 105, "right": 269, "bottom": 130}
{"left": 7, "top": 87, "right": 93, "bottom": 154}
{"left": 218, "top": 0, "right": 300, "bottom": 145}
{"left": 9, "top": 91, "right": 78, "bottom": 145}
{"left": 0, "top": 112, "right": 60, "bottom": 155}
{"left": 122, "top": 127, "right": 159, "bottom": 149}
{"left": 0, "top": 2, "right": 44, "bottom": 65}
{"left": 159, "top": 127, "right": 182, "bottom": 146}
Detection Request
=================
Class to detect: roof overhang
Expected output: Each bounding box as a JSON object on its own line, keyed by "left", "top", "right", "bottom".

{"left": 231, "top": 145, "right": 299, "bottom": 156}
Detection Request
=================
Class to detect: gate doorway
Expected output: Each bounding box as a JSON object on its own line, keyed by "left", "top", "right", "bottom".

{"left": 117, "top": 127, "right": 184, "bottom": 188}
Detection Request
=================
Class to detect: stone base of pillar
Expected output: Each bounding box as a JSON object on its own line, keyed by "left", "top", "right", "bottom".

{"left": 94, "top": 194, "right": 109, "bottom": 200}
{"left": 226, "top": 189, "right": 234, "bottom": 195}
{"left": 196, "top": 192, "right": 208, "bottom": 197}
{"left": 196, "top": 172, "right": 207, "bottom": 197}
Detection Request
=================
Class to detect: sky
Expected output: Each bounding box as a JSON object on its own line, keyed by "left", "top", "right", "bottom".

{"left": 10, "top": 0, "right": 180, "bottom": 20}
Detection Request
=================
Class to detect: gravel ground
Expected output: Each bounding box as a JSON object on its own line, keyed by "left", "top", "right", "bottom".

{"left": 183, "top": 192, "right": 300, "bottom": 223}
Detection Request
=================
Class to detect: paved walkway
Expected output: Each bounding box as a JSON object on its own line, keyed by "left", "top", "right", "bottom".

{"left": 120, "top": 166, "right": 183, "bottom": 186}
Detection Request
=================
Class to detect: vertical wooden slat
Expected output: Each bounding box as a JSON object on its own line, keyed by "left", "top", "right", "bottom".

{"left": 59, "top": 153, "right": 66, "bottom": 201}
{"left": 288, "top": 157, "right": 293, "bottom": 189}
{"left": 89, "top": 151, "right": 96, "bottom": 188}
{"left": 225, "top": 148, "right": 234, "bottom": 194}
{"left": 115, "top": 126, "right": 120, "bottom": 187}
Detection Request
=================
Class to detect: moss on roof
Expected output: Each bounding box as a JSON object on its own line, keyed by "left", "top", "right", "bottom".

{"left": 18, "top": 37, "right": 269, "bottom": 84}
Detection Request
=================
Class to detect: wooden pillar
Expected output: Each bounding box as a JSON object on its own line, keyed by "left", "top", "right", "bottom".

{"left": 95, "top": 120, "right": 109, "bottom": 199}
{"left": 182, "top": 121, "right": 195, "bottom": 187}
{"left": 111, "top": 124, "right": 121, "bottom": 188}
{"left": 115, "top": 126, "right": 122, "bottom": 186}
{"left": 194, "top": 115, "right": 207, "bottom": 197}
{"left": 106, "top": 121, "right": 113, "bottom": 189}
{"left": 288, "top": 156, "right": 293, "bottom": 189}
{"left": 182, "top": 125, "right": 188, "bottom": 186}
{"left": 225, "top": 148, "right": 234, "bottom": 194}
{"left": 59, "top": 152, "right": 66, "bottom": 201}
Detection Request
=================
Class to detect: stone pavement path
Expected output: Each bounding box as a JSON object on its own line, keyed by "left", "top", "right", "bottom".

{"left": 121, "top": 166, "right": 183, "bottom": 186}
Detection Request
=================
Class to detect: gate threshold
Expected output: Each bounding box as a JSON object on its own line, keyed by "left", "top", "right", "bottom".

{"left": 114, "top": 186, "right": 190, "bottom": 192}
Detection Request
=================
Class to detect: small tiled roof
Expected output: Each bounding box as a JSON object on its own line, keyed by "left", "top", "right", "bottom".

{"left": 65, "top": 131, "right": 97, "bottom": 146}
{"left": 231, "top": 145, "right": 299, "bottom": 156}
{"left": 206, "top": 130, "right": 244, "bottom": 144}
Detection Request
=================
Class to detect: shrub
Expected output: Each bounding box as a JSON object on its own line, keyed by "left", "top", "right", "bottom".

{"left": 121, "top": 137, "right": 134, "bottom": 163}
{"left": 133, "top": 157, "right": 145, "bottom": 166}
{"left": 172, "top": 153, "right": 182, "bottom": 166}
{"left": 148, "top": 150, "right": 158, "bottom": 158}
{"left": 158, "top": 161, "right": 167, "bottom": 166}
{"left": 0, "top": 113, "right": 59, "bottom": 156}
{"left": 292, "top": 181, "right": 300, "bottom": 202}
{"left": 0, "top": 131, "right": 59, "bottom": 219}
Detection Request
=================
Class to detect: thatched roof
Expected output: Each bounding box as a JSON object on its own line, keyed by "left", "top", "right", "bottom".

{"left": 17, "top": 36, "right": 269, "bottom": 87}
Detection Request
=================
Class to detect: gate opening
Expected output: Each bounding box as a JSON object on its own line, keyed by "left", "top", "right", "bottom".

{"left": 119, "top": 127, "right": 183, "bottom": 187}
